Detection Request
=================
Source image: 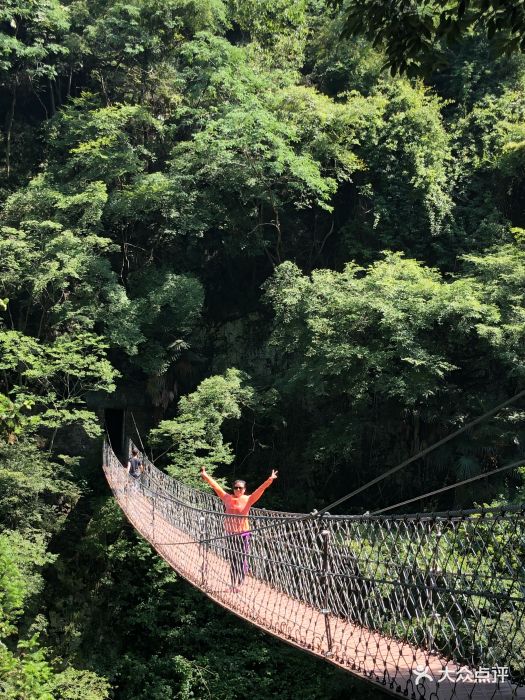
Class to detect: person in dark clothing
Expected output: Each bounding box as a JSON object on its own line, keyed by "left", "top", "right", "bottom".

{"left": 127, "top": 447, "right": 144, "bottom": 479}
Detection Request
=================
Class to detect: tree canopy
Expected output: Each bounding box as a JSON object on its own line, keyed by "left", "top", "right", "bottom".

{"left": 334, "top": 0, "right": 525, "bottom": 75}
{"left": 0, "top": 0, "right": 524, "bottom": 697}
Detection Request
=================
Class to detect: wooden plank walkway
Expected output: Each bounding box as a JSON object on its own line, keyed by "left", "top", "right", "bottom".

{"left": 104, "top": 465, "right": 524, "bottom": 700}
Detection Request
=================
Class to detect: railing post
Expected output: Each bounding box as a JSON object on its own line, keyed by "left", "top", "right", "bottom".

{"left": 124, "top": 461, "right": 129, "bottom": 512}
{"left": 199, "top": 515, "right": 207, "bottom": 588}
{"left": 152, "top": 495, "right": 156, "bottom": 545}
{"left": 320, "top": 528, "right": 333, "bottom": 656}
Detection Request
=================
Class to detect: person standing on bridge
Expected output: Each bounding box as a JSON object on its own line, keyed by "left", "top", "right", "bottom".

{"left": 200, "top": 466, "right": 278, "bottom": 591}
{"left": 127, "top": 447, "right": 144, "bottom": 479}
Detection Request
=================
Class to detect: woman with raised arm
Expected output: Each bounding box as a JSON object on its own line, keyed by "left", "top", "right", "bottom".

{"left": 200, "top": 466, "right": 278, "bottom": 591}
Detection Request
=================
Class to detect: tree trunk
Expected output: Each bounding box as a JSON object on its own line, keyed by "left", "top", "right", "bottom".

{"left": 5, "top": 86, "right": 16, "bottom": 178}
{"left": 49, "top": 78, "right": 56, "bottom": 116}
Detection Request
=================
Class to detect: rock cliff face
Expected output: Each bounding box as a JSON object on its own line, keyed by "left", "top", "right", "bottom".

{"left": 209, "top": 313, "right": 276, "bottom": 377}
{"left": 64, "top": 312, "right": 275, "bottom": 457}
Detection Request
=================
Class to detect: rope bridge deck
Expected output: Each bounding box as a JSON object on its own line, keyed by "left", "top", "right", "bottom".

{"left": 103, "top": 442, "right": 525, "bottom": 699}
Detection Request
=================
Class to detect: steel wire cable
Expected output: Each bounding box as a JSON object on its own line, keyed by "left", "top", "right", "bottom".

{"left": 317, "top": 388, "right": 525, "bottom": 515}
{"left": 372, "top": 457, "right": 525, "bottom": 515}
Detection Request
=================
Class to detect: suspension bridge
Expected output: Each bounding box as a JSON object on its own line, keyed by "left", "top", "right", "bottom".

{"left": 103, "top": 439, "right": 525, "bottom": 699}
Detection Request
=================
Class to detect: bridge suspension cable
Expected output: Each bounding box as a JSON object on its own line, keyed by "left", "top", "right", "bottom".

{"left": 317, "top": 388, "right": 525, "bottom": 515}
{"left": 372, "top": 456, "right": 525, "bottom": 515}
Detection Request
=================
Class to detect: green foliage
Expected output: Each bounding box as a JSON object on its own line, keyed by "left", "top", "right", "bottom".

{"left": 0, "top": 0, "right": 70, "bottom": 179}
{"left": 431, "top": 35, "right": 525, "bottom": 113}
{"left": 340, "top": 79, "right": 455, "bottom": 262}
{"left": 0, "top": 531, "right": 55, "bottom": 621}
{"left": 229, "top": 0, "right": 306, "bottom": 44}
{"left": 0, "top": 532, "right": 109, "bottom": 700}
{"left": 0, "top": 534, "right": 27, "bottom": 636}
{"left": 306, "top": 7, "right": 385, "bottom": 95}
{"left": 334, "top": 0, "right": 525, "bottom": 75}
{"left": 0, "top": 532, "right": 56, "bottom": 697}
{"left": 47, "top": 99, "right": 164, "bottom": 185}
{"left": 450, "top": 88, "right": 525, "bottom": 251}
{"left": 167, "top": 40, "right": 366, "bottom": 260}
{"left": 463, "top": 243, "right": 525, "bottom": 374}
{"left": 129, "top": 270, "right": 204, "bottom": 376}
{"left": 1, "top": 0, "right": 525, "bottom": 697}
{"left": 0, "top": 329, "right": 117, "bottom": 438}
{"left": 263, "top": 252, "right": 523, "bottom": 502}
{"left": 150, "top": 369, "right": 254, "bottom": 483}
{"left": 0, "top": 439, "right": 80, "bottom": 533}
{"left": 48, "top": 667, "right": 111, "bottom": 700}
{"left": 0, "top": 176, "right": 141, "bottom": 351}
{"left": 265, "top": 254, "right": 494, "bottom": 404}
{"left": 0, "top": 393, "right": 38, "bottom": 444}
{"left": 513, "top": 467, "right": 525, "bottom": 503}
{"left": 454, "top": 89, "right": 525, "bottom": 173}
{"left": 169, "top": 93, "right": 336, "bottom": 258}
{"left": 81, "top": 0, "right": 228, "bottom": 64}
{"left": 0, "top": 0, "right": 69, "bottom": 77}
{"left": 228, "top": 0, "right": 308, "bottom": 69}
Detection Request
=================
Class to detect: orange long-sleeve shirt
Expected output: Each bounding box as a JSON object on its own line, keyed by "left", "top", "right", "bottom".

{"left": 201, "top": 472, "right": 274, "bottom": 533}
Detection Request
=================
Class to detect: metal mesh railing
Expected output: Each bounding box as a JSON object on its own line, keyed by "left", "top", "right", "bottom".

{"left": 103, "top": 440, "right": 525, "bottom": 699}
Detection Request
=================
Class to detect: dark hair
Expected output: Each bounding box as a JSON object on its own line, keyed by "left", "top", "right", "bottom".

{"left": 233, "top": 480, "right": 246, "bottom": 488}
{"left": 132, "top": 447, "right": 139, "bottom": 456}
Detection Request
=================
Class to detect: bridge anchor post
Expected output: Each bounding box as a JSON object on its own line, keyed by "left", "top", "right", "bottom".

{"left": 151, "top": 496, "right": 156, "bottom": 545}
{"left": 320, "top": 529, "right": 333, "bottom": 655}
{"left": 199, "top": 515, "right": 207, "bottom": 588}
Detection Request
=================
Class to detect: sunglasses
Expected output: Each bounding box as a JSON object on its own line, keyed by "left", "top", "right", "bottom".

{"left": 233, "top": 485, "right": 245, "bottom": 490}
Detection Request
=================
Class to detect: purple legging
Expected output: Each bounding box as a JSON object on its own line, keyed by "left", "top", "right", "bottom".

{"left": 226, "top": 532, "right": 252, "bottom": 586}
